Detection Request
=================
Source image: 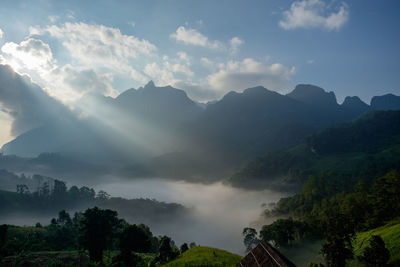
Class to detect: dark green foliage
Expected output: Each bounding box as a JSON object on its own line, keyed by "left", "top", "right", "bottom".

{"left": 361, "top": 235, "right": 391, "bottom": 267}
{"left": 0, "top": 208, "right": 164, "bottom": 266}
{"left": 180, "top": 243, "right": 189, "bottom": 254}
{"left": 260, "top": 218, "right": 310, "bottom": 248}
{"left": 118, "top": 224, "right": 151, "bottom": 266}
{"left": 152, "top": 236, "right": 179, "bottom": 265}
{"left": 320, "top": 213, "right": 355, "bottom": 267}
{"left": 16, "top": 184, "right": 29, "bottom": 194}
{"left": 0, "top": 224, "right": 7, "bottom": 255}
{"left": 231, "top": 110, "right": 400, "bottom": 191}
{"left": 248, "top": 170, "right": 400, "bottom": 266}
{"left": 79, "top": 207, "right": 119, "bottom": 263}
{"left": 367, "top": 170, "right": 400, "bottom": 226}
{"left": 57, "top": 210, "right": 72, "bottom": 226}
{"left": 242, "top": 228, "right": 260, "bottom": 252}
{"left": 308, "top": 111, "right": 400, "bottom": 155}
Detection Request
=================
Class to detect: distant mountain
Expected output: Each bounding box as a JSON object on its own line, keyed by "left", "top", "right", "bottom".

{"left": 115, "top": 81, "right": 203, "bottom": 127}
{"left": 341, "top": 96, "right": 370, "bottom": 116}
{"left": 229, "top": 110, "right": 400, "bottom": 191}
{"left": 2, "top": 71, "right": 399, "bottom": 182}
{"left": 129, "top": 85, "right": 367, "bottom": 180}
{"left": 371, "top": 93, "right": 400, "bottom": 110}
{"left": 2, "top": 81, "right": 203, "bottom": 162}
{"left": 286, "top": 84, "right": 338, "bottom": 109}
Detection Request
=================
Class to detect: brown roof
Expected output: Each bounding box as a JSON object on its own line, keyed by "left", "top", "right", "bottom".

{"left": 237, "top": 241, "right": 297, "bottom": 267}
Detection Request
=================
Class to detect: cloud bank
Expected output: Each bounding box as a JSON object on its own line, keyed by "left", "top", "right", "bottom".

{"left": 207, "top": 58, "right": 295, "bottom": 94}
{"left": 279, "top": 0, "right": 349, "bottom": 31}
{"left": 0, "top": 64, "right": 71, "bottom": 136}
{"left": 170, "top": 26, "right": 222, "bottom": 49}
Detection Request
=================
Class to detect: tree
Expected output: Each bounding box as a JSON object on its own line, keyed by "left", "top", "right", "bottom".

{"left": 57, "top": 210, "right": 72, "bottom": 226}
{"left": 79, "top": 207, "right": 119, "bottom": 263}
{"left": 157, "top": 236, "right": 178, "bottom": 263}
{"left": 260, "top": 218, "right": 306, "bottom": 247}
{"left": 16, "top": 184, "right": 29, "bottom": 195}
{"left": 0, "top": 224, "right": 7, "bottom": 251}
{"left": 361, "top": 235, "right": 390, "bottom": 267}
{"left": 180, "top": 243, "right": 189, "bottom": 254}
{"left": 52, "top": 180, "right": 68, "bottom": 204}
{"left": 96, "top": 190, "right": 110, "bottom": 201}
{"left": 79, "top": 186, "right": 96, "bottom": 201}
{"left": 119, "top": 224, "right": 151, "bottom": 266}
{"left": 243, "top": 228, "right": 260, "bottom": 252}
{"left": 40, "top": 182, "right": 50, "bottom": 198}
{"left": 321, "top": 213, "right": 355, "bottom": 267}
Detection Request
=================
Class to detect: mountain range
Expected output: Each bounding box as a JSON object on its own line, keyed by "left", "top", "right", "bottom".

{"left": 1, "top": 66, "right": 400, "bottom": 181}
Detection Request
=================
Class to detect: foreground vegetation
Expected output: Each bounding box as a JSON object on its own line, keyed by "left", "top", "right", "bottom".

{"left": 243, "top": 169, "right": 400, "bottom": 266}
{"left": 0, "top": 207, "right": 197, "bottom": 266}
{"left": 350, "top": 219, "right": 400, "bottom": 266}
{"left": 162, "top": 246, "right": 242, "bottom": 267}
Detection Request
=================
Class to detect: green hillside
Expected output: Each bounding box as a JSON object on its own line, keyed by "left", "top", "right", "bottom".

{"left": 230, "top": 110, "right": 400, "bottom": 191}
{"left": 349, "top": 219, "right": 400, "bottom": 266}
{"left": 162, "top": 247, "right": 242, "bottom": 267}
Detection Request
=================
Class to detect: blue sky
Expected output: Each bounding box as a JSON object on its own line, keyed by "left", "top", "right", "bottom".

{"left": 0, "top": 0, "right": 399, "bottom": 143}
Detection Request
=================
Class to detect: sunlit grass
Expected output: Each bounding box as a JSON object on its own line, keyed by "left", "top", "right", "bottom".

{"left": 349, "top": 218, "right": 400, "bottom": 266}
{"left": 162, "top": 246, "right": 242, "bottom": 267}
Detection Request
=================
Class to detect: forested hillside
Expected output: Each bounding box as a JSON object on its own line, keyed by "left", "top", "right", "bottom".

{"left": 231, "top": 110, "right": 400, "bottom": 191}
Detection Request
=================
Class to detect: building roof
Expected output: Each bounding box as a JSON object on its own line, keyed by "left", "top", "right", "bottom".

{"left": 237, "top": 241, "right": 297, "bottom": 267}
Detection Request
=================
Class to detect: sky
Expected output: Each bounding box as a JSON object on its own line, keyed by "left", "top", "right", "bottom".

{"left": 0, "top": 0, "right": 399, "bottom": 145}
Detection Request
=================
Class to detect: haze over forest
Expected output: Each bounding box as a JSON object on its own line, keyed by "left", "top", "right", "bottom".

{"left": 0, "top": 1, "right": 400, "bottom": 266}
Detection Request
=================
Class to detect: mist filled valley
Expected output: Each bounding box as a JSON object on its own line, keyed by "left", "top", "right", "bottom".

{"left": 1, "top": 1, "right": 400, "bottom": 266}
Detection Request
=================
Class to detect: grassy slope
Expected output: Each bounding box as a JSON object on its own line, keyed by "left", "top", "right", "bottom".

{"left": 162, "top": 247, "right": 242, "bottom": 267}
{"left": 349, "top": 219, "right": 400, "bottom": 266}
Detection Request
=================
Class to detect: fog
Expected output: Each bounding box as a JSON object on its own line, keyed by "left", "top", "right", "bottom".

{"left": 96, "top": 177, "right": 286, "bottom": 254}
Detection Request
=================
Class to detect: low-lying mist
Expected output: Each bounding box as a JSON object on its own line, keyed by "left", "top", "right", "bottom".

{"left": 0, "top": 174, "right": 286, "bottom": 254}
{"left": 96, "top": 177, "right": 286, "bottom": 254}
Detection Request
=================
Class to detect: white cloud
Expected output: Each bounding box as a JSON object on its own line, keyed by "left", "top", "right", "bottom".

{"left": 48, "top": 15, "right": 59, "bottom": 23}
{"left": 1, "top": 38, "right": 56, "bottom": 74}
{"left": 174, "top": 80, "right": 219, "bottom": 102}
{"left": 177, "top": 51, "right": 190, "bottom": 64}
{"left": 229, "top": 37, "right": 244, "bottom": 54}
{"left": 30, "top": 22, "right": 156, "bottom": 80}
{"left": 201, "top": 57, "right": 215, "bottom": 70}
{"left": 144, "top": 62, "right": 178, "bottom": 86}
{"left": 0, "top": 37, "right": 119, "bottom": 102}
{"left": 307, "top": 59, "right": 315, "bottom": 64}
{"left": 144, "top": 58, "right": 194, "bottom": 87}
{"left": 170, "top": 26, "right": 222, "bottom": 49}
{"left": 207, "top": 58, "right": 295, "bottom": 94}
{"left": 279, "top": 0, "right": 349, "bottom": 31}
{"left": 0, "top": 28, "right": 3, "bottom": 39}
{"left": 46, "top": 65, "right": 118, "bottom": 101}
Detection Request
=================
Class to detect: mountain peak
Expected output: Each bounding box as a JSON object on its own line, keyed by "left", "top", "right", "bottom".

{"left": 144, "top": 80, "right": 156, "bottom": 88}
{"left": 287, "top": 84, "right": 338, "bottom": 108}
{"left": 371, "top": 94, "right": 400, "bottom": 110}
{"left": 243, "top": 86, "right": 270, "bottom": 94}
{"left": 342, "top": 96, "right": 368, "bottom": 107}
{"left": 342, "top": 96, "right": 370, "bottom": 114}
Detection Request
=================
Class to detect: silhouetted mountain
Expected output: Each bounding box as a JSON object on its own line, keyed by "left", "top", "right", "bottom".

{"left": 2, "top": 69, "right": 398, "bottom": 182}
{"left": 116, "top": 81, "right": 203, "bottom": 126}
{"left": 341, "top": 96, "right": 370, "bottom": 116}
{"left": 131, "top": 85, "right": 366, "bottom": 180}
{"left": 371, "top": 93, "right": 400, "bottom": 110}
{"left": 287, "top": 84, "right": 338, "bottom": 110}
{"left": 1, "top": 81, "right": 203, "bottom": 162}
